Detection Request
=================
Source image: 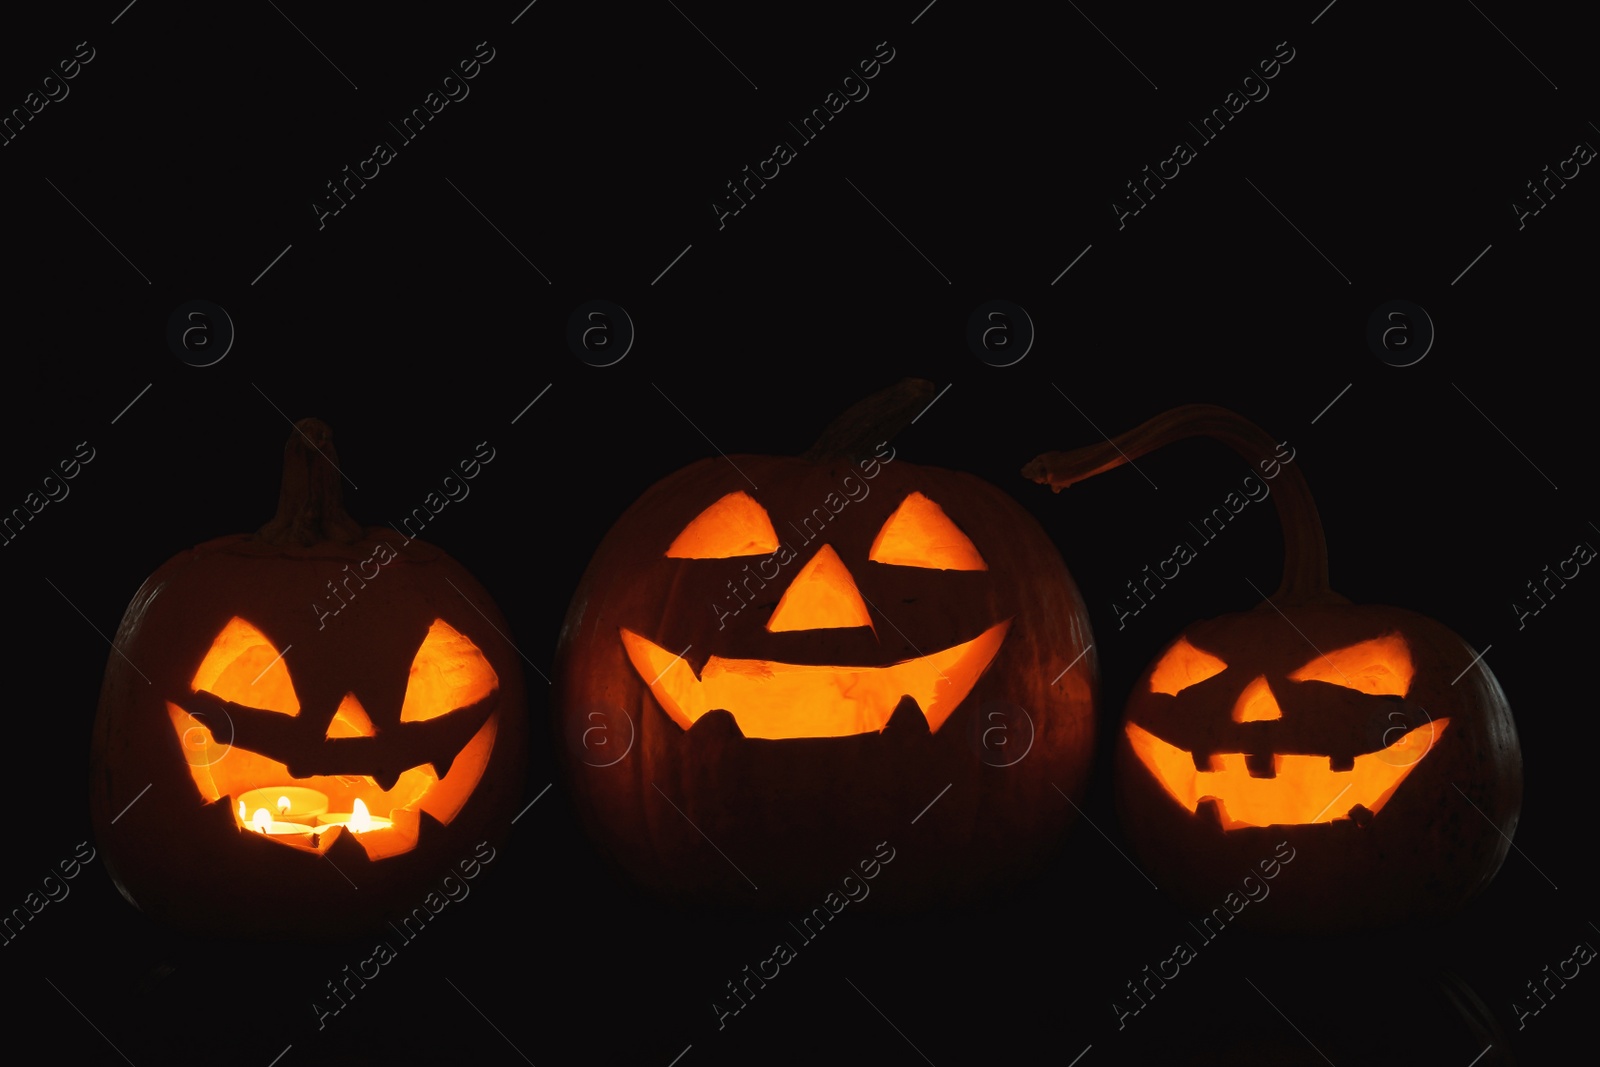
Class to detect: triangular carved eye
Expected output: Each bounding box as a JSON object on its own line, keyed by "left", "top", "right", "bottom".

{"left": 1148, "top": 636, "right": 1228, "bottom": 696}
{"left": 193, "top": 617, "right": 299, "bottom": 715}
{"left": 400, "top": 619, "right": 498, "bottom": 723}
{"left": 666, "top": 491, "right": 780, "bottom": 558}
{"left": 868, "top": 493, "right": 986, "bottom": 570}
{"left": 1288, "top": 634, "right": 1412, "bottom": 697}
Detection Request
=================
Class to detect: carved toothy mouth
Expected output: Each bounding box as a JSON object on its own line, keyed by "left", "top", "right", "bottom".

{"left": 1126, "top": 718, "right": 1450, "bottom": 831}
{"left": 167, "top": 692, "right": 498, "bottom": 859}
{"left": 619, "top": 620, "right": 1010, "bottom": 739}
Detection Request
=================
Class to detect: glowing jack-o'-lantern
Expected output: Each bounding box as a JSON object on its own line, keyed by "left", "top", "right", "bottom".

{"left": 1027, "top": 406, "right": 1522, "bottom": 931}
{"left": 90, "top": 420, "right": 526, "bottom": 939}
{"left": 556, "top": 380, "right": 1096, "bottom": 908}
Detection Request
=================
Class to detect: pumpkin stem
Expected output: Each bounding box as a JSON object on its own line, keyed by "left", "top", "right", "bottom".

{"left": 803, "top": 378, "right": 938, "bottom": 463}
{"left": 1021, "top": 404, "right": 1342, "bottom": 604}
{"left": 256, "top": 418, "right": 365, "bottom": 547}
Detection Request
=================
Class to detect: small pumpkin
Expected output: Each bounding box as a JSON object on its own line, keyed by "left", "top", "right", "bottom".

{"left": 555, "top": 380, "right": 1097, "bottom": 908}
{"left": 89, "top": 419, "right": 527, "bottom": 939}
{"left": 1026, "top": 405, "right": 1522, "bottom": 931}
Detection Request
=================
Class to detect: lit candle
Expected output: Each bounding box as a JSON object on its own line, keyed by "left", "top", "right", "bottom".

{"left": 246, "top": 807, "right": 317, "bottom": 838}
{"left": 238, "top": 786, "right": 329, "bottom": 824}
{"left": 316, "top": 797, "right": 393, "bottom": 834}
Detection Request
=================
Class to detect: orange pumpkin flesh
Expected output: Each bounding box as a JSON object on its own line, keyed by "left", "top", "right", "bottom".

{"left": 1027, "top": 405, "right": 1522, "bottom": 932}
{"left": 170, "top": 615, "right": 500, "bottom": 861}
{"left": 1127, "top": 631, "right": 1448, "bottom": 830}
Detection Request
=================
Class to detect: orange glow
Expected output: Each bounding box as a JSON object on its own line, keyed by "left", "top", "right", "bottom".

{"left": 766, "top": 545, "right": 873, "bottom": 632}
{"left": 1148, "top": 637, "right": 1229, "bottom": 696}
{"left": 620, "top": 620, "right": 1009, "bottom": 738}
{"left": 171, "top": 616, "right": 500, "bottom": 860}
{"left": 1288, "top": 634, "right": 1413, "bottom": 696}
{"left": 868, "top": 492, "right": 986, "bottom": 570}
{"left": 324, "top": 693, "right": 377, "bottom": 738}
{"left": 172, "top": 702, "right": 498, "bottom": 858}
{"left": 666, "top": 491, "right": 780, "bottom": 558}
{"left": 1232, "top": 676, "right": 1284, "bottom": 722}
{"left": 191, "top": 616, "right": 299, "bottom": 716}
{"left": 400, "top": 619, "right": 499, "bottom": 722}
{"left": 1125, "top": 718, "right": 1450, "bottom": 830}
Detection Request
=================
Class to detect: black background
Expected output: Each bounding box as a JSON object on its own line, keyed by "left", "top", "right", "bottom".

{"left": 1, "top": 1, "right": 1593, "bottom": 1064}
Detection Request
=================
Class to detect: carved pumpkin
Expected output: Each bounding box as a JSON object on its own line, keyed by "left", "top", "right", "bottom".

{"left": 556, "top": 381, "right": 1096, "bottom": 908}
{"left": 89, "top": 420, "right": 527, "bottom": 939}
{"left": 1026, "top": 406, "right": 1522, "bottom": 931}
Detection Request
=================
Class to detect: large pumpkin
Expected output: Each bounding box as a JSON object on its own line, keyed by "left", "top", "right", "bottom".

{"left": 555, "top": 380, "right": 1096, "bottom": 908}
{"left": 1026, "top": 406, "right": 1522, "bottom": 931}
{"left": 89, "top": 420, "right": 527, "bottom": 939}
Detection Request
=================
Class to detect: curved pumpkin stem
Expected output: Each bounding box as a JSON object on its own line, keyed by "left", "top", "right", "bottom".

{"left": 257, "top": 418, "right": 365, "bottom": 547}
{"left": 804, "top": 378, "right": 936, "bottom": 463}
{"left": 1022, "top": 404, "right": 1342, "bottom": 605}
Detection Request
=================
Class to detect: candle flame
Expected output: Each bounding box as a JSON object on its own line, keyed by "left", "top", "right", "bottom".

{"left": 251, "top": 808, "right": 272, "bottom": 833}
{"left": 349, "top": 797, "right": 371, "bottom": 833}
{"left": 278, "top": 795, "right": 291, "bottom": 814}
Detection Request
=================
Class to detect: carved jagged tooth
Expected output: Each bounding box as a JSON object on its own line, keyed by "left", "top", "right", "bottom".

{"left": 1191, "top": 749, "right": 1214, "bottom": 773}
{"left": 431, "top": 751, "right": 456, "bottom": 781}
{"left": 882, "top": 695, "right": 930, "bottom": 737}
{"left": 1244, "top": 752, "right": 1276, "bottom": 779}
{"left": 323, "top": 822, "right": 370, "bottom": 864}
{"left": 1196, "top": 797, "right": 1228, "bottom": 830}
{"left": 1328, "top": 753, "right": 1355, "bottom": 773}
{"left": 688, "top": 708, "right": 744, "bottom": 741}
{"left": 208, "top": 796, "right": 243, "bottom": 833}
{"left": 1347, "top": 803, "right": 1374, "bottom": 828}
{"left": 307, "top": 823, "right": 341, "bottom": 852}
{"left": 372, "top": 767, "right": 402, "bottom": 792}
{"left": 415, "top": 808, "right": 446, "bottom": 841}
{"left": 684, "top": 648, "right": 711, "bottom": 678}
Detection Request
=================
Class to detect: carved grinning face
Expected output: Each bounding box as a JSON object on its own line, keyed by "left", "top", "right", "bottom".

{"left": 619, "top": 490, "right": 1010, "bottom": 739}
{"left": 168, "top": 616, "right": 500, "bottom": 860}
{"left": 1126, "top": 633, "right": 1448, "bottom": 830}
{"left": 555, "top": 421, "right": 1099, "bottom": 911}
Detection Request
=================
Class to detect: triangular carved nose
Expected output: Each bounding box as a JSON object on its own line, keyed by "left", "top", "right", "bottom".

{"left": 1232, "top": 675, "right": 1283, "bottom": 722}
{"left": 766, "top": 545, "right": 872, "bottom": 632}
{"left": 325, "top": 693, "right": 377, "bottom": 738}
